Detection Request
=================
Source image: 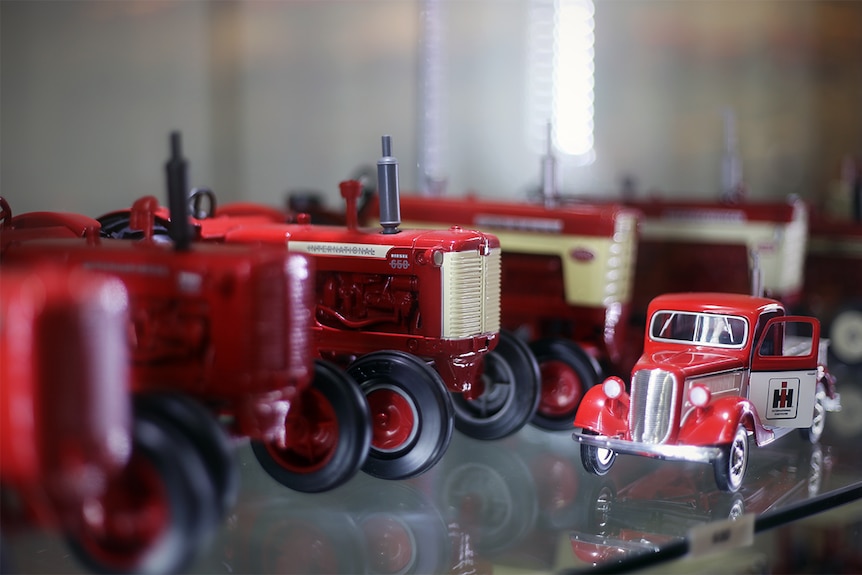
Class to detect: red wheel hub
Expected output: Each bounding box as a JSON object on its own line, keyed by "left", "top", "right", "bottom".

{"left": 76, "top": 449, "right": 170, "bottom": 570}
{"left": 270, "top": 387, "right": 339, "bottom": 473}
{"left": 538, "top": 360, "right": 584, "bottom": 417}
{"left": 366, "top": 386, "right": 418, "bottom": 452}
{"left": 360, "top": 515, "right": 415, "bottom": 575}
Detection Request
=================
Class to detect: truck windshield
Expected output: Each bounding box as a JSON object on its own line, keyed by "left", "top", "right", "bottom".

{"left": 650, "top": 310, "right": 748, "bottom": 348}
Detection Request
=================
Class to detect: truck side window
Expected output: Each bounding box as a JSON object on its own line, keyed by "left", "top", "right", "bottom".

{"left": 758, "top": 323, "right": 784, "bottom": 356}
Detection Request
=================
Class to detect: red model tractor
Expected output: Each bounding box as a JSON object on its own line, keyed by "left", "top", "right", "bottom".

{"left": 368, "top": 192, "right": 641, "bottom": 431}
{"left": 98, "top": 134, "right": 540, "bottom": 482}
{"left": 1, "top": 135, "right": 373, "bottom": 567}
{"left": 0, "top": 263, "right": 220, "bottom": 574}
{"left": 574, "top": 292, "right": 840, "bottom": 492}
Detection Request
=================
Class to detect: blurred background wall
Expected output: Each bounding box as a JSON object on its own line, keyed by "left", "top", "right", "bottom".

{"left": 1, "top": 0, "right": 860, "bottom": 217}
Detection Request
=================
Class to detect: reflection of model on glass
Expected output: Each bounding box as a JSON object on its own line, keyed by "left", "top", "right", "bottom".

{"left": 574, "top": 292, "right": 841, "bottom": 492}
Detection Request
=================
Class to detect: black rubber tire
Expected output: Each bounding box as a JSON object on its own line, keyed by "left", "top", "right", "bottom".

{"left": 97, "top": 211, "right": 171, "bottom": 240}
{"left": 580, "top": 437, "right": 616, "bottom": 477}
{"left": 451, "top": 331, "right": 541, "bottom": 440}
{"left": 799, "top": 387, "right": 827, "bottom": 444}
{"left": 251, "top": 360, "right": 372, "bottom": 493}
{"left": 713, "top": 425, "right": 749, "bottom": 493}
{"left": 134, "top": 392, "right": 239, "bottom": 519}
{"left": 67, "top": 411, "right": 217, "bottom": 575}
{"left": 347, "top": 351, "right": 454, "bottom": 480}
{"left": 828, "top": 304, "right": 862, "bottom": 366}
{"left": 529, "top": 338, "right": 601, "bottom": 431}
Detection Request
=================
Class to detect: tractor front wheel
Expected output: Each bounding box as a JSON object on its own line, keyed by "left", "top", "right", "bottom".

{"left": 347, "top": 351, "right": 454, "bottom": 480}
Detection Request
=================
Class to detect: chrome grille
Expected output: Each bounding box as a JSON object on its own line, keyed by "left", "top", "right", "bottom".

{"left": 441, "top": 247, "right": 501, "bottom": 339}
{"left": 630, "top": 369, "right": 676, "bottom": 443}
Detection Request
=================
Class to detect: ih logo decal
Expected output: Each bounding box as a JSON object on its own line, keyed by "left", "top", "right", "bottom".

{"left": 767, "top": 379, "right": 799, "bottom": 419}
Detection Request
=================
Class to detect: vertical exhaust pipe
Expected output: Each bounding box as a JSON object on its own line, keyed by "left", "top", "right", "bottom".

{"left": 377, "top": 135, "right": 401, "bottom": 234}
{"left": 165, "top": 131, "right": 191, "bottom": 251}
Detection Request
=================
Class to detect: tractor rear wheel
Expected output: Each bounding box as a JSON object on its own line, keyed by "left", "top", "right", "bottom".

{"left": 530, "top": 338, "right": 601, "bottom": 430}
{"left": 450, "top": 331, "right": 541, "bottom": 440}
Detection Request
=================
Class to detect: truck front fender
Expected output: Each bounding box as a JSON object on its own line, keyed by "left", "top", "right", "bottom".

{"left": 573, "top": 378, "right": 629, "bottom": 437}
{"left": 679, "top": 396, "right": 772, "bottom": 446}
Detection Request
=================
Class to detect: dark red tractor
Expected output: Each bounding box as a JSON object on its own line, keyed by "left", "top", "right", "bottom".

{"left": 97, "top": 134, "right": 542, "bottom": 482}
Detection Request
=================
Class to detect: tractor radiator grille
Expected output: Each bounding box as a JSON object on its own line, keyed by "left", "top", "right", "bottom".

{"left": 441, "top": 247, "right": 501, "bottom": 339}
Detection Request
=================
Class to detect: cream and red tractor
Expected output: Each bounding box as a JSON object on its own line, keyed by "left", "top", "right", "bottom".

{"left": 574, "top": 292, "right": 840, "bottom": 492}
{"left": 98, "top": 135, "right": 541, "bottom": 482}
{"left": 385, "top": 193, "right": 640, "bottom": 431}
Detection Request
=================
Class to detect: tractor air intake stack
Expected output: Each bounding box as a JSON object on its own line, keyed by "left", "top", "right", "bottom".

{"left": 377, "top": 135, "right": 401, "bottom": 234}
{"left": 165, "top": 131, "right": 192, "bottom": 251}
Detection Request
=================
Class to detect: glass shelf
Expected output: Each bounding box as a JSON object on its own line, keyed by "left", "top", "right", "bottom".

{"left": 5, "top": 362, "right": 861, "bottom": 575}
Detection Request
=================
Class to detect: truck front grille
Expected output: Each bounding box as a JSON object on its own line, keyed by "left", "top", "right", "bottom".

{"left": 441, "top": 247, "right": 501, "bottom": 339}
{"left": 630, "top": 369, "right": 676, "bottom": 443}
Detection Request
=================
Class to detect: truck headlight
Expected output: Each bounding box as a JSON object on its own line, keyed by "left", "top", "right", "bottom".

{"left": 602, "top": 376, "right": 625, "bottom": 399}
{"left": 689, "top": 385, "right": 711, "bottom": 408}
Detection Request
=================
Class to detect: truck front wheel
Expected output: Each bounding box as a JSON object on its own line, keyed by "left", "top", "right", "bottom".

{"left": 580, "top": 433, "right": 616, "bottom": 476}
{"left": 713, "top": 425, "right": 749, "bottom": 492}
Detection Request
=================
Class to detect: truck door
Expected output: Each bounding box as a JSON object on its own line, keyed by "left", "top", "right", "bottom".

{"left": 748, "top": 316, "right": 820, "bottom": 428}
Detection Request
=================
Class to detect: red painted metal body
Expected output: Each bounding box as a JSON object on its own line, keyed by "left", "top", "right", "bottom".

{"left": 801, "top": 213, "right": 862, "bottom": 365}
{"left": 617, "top": 197, "right": 808, "bottom": 316}
{"left": 114, "top": 184, "right": 503, "bottom": 400}
{"left": 1, "top": 204, "right": 314, "bottom": 443}
{"left": 393, "top": 194, "right": 640, "bottom": 375}
{"left": 0, "top": 264, "right": 131, "bottom": 529}
{"left": 574, "top": 292, "right": 838, "bottom": 491}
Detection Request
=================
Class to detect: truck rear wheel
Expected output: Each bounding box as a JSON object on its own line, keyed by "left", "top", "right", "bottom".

{"left": 529, "top": 338, "right": 600, "bottom": 431}
{"left": 829, "top": 305, "right": 862, "bottom": 365}
{"left": 347, "top": 351, "right": 454, "bottom": 480}
{"left": 252, "top": 360, "right": 371, "bottom": 493}
{"left": 800, "top": 387, "right": 827, "bottom": 444}
{"left": 713, "top": 425, "right": 749, "bottom": 492}
{"left": 450, "top": 331, "right": 541, "bottom": 440}
{"left": 68, "top": 411, "right": 217, "bottom": 575}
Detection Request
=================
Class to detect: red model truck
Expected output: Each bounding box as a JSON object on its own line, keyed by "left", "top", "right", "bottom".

{"left": 98, "top": 135, "right": 539, "bottom": 483}
{"left": 2, "top": 135, "right": 372, "bottom": 506}
{"left": 573, "top": 292, "right": 841, "bottom": 492}
{"left": 0, "top": 264, "right": 223, "bottom": 574}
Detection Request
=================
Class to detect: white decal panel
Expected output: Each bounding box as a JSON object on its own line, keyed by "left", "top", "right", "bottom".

{"left": 291, "top": 241, "right": 392, "bottom": 259}
{"left": 749, "top": 369, "right": 816, "bottom": 428}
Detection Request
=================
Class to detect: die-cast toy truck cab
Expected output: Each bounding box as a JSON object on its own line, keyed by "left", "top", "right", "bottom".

{"left": 573, "top": 292, "right": 841, "bottom": 492}
{"left": 211, "top": 136, "right": 539, "bottom": 481}
{"left": 391, "top": 192, "right": 640, "bottom": 431}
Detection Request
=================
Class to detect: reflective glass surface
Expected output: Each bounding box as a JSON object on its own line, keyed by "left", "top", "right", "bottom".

{"left": 4, "top": 363, "right": 861, "bottom": 575}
